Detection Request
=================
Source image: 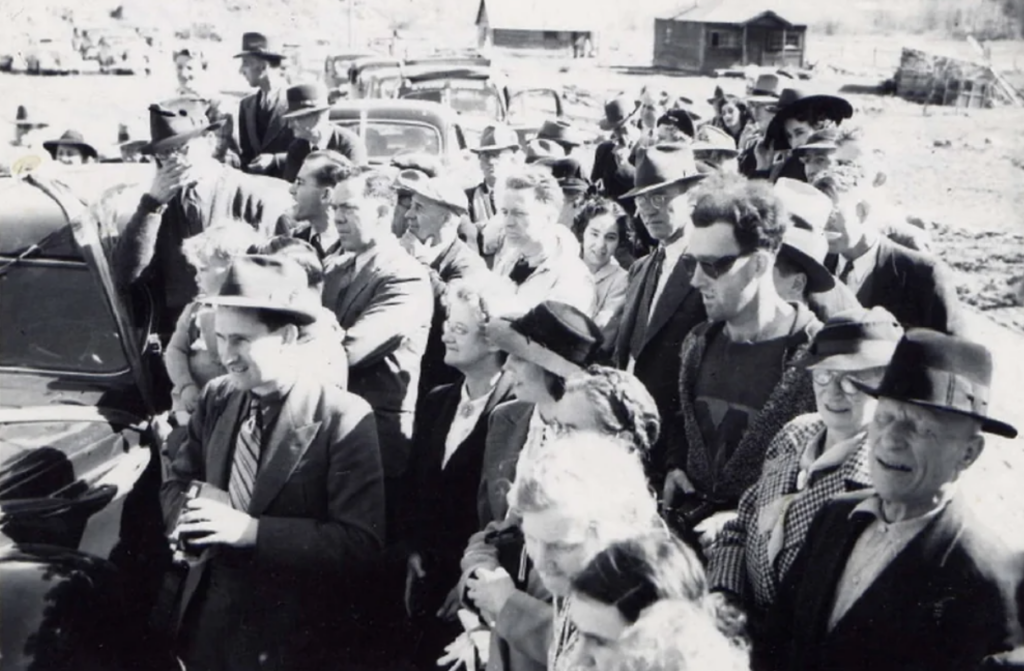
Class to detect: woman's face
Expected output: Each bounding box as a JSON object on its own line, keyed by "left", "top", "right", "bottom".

{"left": 571, "top": 595, "right": 630, "bottom": 671}
{"left": 521, "top": 507, "right": 598, "bottom": 597}
{"left": 581, "top": 213, "right": 620, "bottom": 271}
{"left": 442, "top": 299, "right": 493, "bottom": 372}
{"left": 720, "top": 101, "right": 741, "bottom": 129}
{"left": 195, "top": 256, "right": 232, "bottom": 296}
{"left": 784, "top": 118, "right": 815, "bottom": 149}
{"left": 551, "top": 388, "right": 604, "bottom": 435}
{"left": 656, "top": 123, "right": 690, "bottom": 144}
{"left": 505, "top": 354, "right": 556, "bottom": 404}
{"left": 812, "top": 366, "right": 886, "bottom": 440}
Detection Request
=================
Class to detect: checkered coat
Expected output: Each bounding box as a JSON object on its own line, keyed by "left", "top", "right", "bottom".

{"left": 707, "top": 413, "right": 873, "bottom": 615}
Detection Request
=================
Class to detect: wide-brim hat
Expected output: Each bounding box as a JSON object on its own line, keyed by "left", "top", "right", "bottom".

{"left": 141, "top": 97, "right": 225, "bottom": 155}
{"left": 656, "top": 109, "right": 695, "bottom": 140}
{"left": 471, "top": 124, "right": 521, "bottom": 153}
{"left": 43, "top": 129, "right": 98, "bottom": 160}
{"left": 485, "top": 301, "right": 602, "bottom": 378}
{"left": 525, "top": 138, "right": 566, "bottom": 163}
{"left": 534, "top": 156, "right": 589, "bottom": 193}
{"left": 404, "top": 175, "right": 469, "bottom": 214}
{"left": 802, "top": 306, "right": 903, "bottom": 371}
{"left": 852, "top": 329, "right": 1017, "bottom": 438}
{"left": 391, "top": 152, "right": 443, "bottom": 178}
{"left": 793, "top": 127, "right": 840, "bottom": 154}
{"left": 766, "top": 89, "right": 854, "bottom": 150}
{"left": 599, "top": 94, "right": 640, "bottom": 131}
{"left": 775, "top": 177, "right": 833, "bottom": 232}
{"left": 536, "top": 118, "right": 583, "bottom": 148}
{"left": 234, "top": 31, "right": 285, "bottom": 60}
{"left": 282, "top": 83, "right": 331, "bottom": 119}
{"left": 692, "top": 125, "right": 738, "bottom": 156}
{"left": 621, "top": 143, "right": 706, "bottom": 199}
{"left": 203, "top": 255, "right": 320, "bottom": 326}
{"left": 778, "top": 227, "right": 835, "bottom": 293}
{"left": 747, "top": 71, "right": 794, "bottom": 103}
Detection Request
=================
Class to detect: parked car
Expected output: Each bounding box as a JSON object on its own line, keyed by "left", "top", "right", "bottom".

{"left": 324, "top": 51, "right": 375, "bottom": 102}
{"left": 0, "top": 165, "right": 176, "bottom": 670}
{"left": 24, "top": 37, "right": 84, "bottom": 75}
{"left": 347, "top": 56, "right": 403, "bottom": 100}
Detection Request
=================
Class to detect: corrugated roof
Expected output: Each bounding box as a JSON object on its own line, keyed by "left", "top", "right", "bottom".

{"left": 662, "top": 0, "right": 804, "bottom": 26}
{"left": 476, "top": 0, "right": 602, "bottom": 32}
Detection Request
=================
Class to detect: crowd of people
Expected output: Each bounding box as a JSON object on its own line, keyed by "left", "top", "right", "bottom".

{"left": 13, "top": 29, "right": 1024, "bottom": 671}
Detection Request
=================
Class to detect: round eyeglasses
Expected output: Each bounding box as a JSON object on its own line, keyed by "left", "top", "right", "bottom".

{"left": 811, "top": 370, "right": 868, "bottom": 395}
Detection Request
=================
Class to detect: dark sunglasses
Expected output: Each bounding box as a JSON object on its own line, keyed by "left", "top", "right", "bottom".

{"left": 680, "top": 252, "right": 751, "bottom": 279}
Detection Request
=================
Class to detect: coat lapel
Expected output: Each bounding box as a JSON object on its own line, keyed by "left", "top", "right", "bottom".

{"left": 614, "top": 255, "right": 651, "bottom": 361}
{"left": 243, "top": 95, "right": 261, "bottom": 156}
{"left": 260, "top": 87, "right": 289, "bottom": 150}
{"left": 643, "top": 256, "right": 695, "bottom": 350}
{"left": 334, "top": 246, "right": 382, "bottom": 323}
{"left": 856, "top": 238, "right": 891, "bottom": 307}
{"left": 206, "top": 391, "right": 247, "bottom": 489}
{"left": 248, "top": 380, "right": 322, "bottom": 516}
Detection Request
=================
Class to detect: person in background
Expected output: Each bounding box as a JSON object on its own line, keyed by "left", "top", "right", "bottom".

{"left": 637, "top": 87, "right": 666, "bottom": 150}
{"left": 402, "top": 275, "right": 518, "bottom": 669}
{"left": 815, "top": 162, "right": 965, "bottom": 335}
{"left": 655, "top": 109, "right": 695, "bottom": 144}
{"left": 591, "top": 95, "right": 641, "bottom": 211}
{"left": 43, "top": 129, "right": 98, "bottom": 165}
{"left": 533, "top": 156, "right": 591, "bottom": 229}
{"left": 9, "top": 104, "right": 48, "bottom": 148}
{"left": 467, "top": 124, "right": 524, "bottom": 256}
{"left": 707, "top": 307, "right": 903, "bottom": 625}
{"left": 173, "top": 47, "right": 240, "bottom": 168}
{"left": 535, "top": 118, "right": 584, "bottom": 158}
{"left": 525, "top": 138, "right": 566, "bottom": 164}
{"left": 663, "top": 174, "right": 820, "bottom": 552}
{"left": 493, "top": 166, "right": 596, "bottom": 316}
{"left": 390, "top": 152, "right": 443, "bottom": 237}
{"left": 571, "top": 197, "right": 631, "bottom": 329}
{"left": 280, "top": 82, "right": 366, "bottom": 182}
{"left": 755, "top": 330, "right": 1023, "bottom": 671}
{"left": 759, "top": 88, "right": 854, "bottom": 182}
{"left": 289, "top": 150, "right": 350, "bottom": 260}
{"left": 709, "top": 92, "right": 757, "bottom": 152}
{"left": 235, "top": 32, "right": 296, "bottom": 177}
{"left": 693, "top": 125, "right": 740, "bottom": 174}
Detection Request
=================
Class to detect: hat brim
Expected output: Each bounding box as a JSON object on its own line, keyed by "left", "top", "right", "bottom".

{"left": 851, "top": 381, "right": 1018, "bottom": 438}
{"left": 559, "top": 179, "right": 590, "bottom": 193}
{"left": 793, "top": 142, "right": 838, "bottom": 154}
{"left": 767, "top": 95, "right": 854, "bottom": 150}
{"left": 802, "top": 341, "right": 898, "bottom": 372}
{"left": 486, "top": 319, "right": 584, "bottom": 379}
{"left": 620, "top": 173, "right": 706, "bottom": 199}
{"left": 779, "top": 244, "right": 835, "bottom": 293}
{"left": 43, "top": 140, "right": 98, "bottom": 159}
{"left": 282, "top": 104, "right": 331, "bottom": 119}
{"left": 202, "top": 295, "right": 318, "bottom": 326}
{"left": 405, "top": 187, "right": 469, "bottom": 215}
{"left": 140, "top": 118, "right": 226, "bottom": 155}
{"left": 470, "top": 143, "right": 520, "bottom": 154}
{"left": 234, "top": 50, "right": 285, "bottom": 60}
{"left": 692, "top": 144, "right": 739, "bottom": 157}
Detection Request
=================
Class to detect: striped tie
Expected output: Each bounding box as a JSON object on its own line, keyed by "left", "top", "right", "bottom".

{"left": 228, "top": 395, "right": 262, "bottom": 512}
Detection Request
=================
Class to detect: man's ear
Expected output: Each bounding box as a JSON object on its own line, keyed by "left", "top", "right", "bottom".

{"left": 792, "top": 271, "right": 808, "bottom": 296}
{"left": 960, "top": 433, "right": 985, "bottom": 472}
{"left": 320, "top": 186, "right": 332, "bottom": 205}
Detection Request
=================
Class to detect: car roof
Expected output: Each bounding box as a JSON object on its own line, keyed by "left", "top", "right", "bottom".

{"left": 401, "top": 65, "right": 494, "bottom": 83}
{"left": 329, "top": 99, "right": 458, "bottom": 124}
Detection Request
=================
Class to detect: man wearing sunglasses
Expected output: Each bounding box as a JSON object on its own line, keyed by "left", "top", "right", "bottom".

{"left": 608, "top": 143, "right": 708, "bottom": 490}
{"left": 663, "top": 174, "right": 821, "bottom": 553}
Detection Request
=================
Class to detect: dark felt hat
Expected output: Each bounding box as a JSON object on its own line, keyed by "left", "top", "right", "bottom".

{"left": 766, "top": 88, "right": 854, "bottom": 150}
{"left": 391, "top": 152, "right": 443, "bottom": 178}
{"left": 485, "top": 301, "right": 603, "bottom": 378}
{"left": 471, "top": 124, "right": 521, "bottom": 153}
{"left": 234, "top": 32, "right": 285, "bottom": 60}
{"left": 525, "top": 138, "right": 566, "bottom": 163}
{"left": 802, "top": 307, "right": 903, "bottom": 371}
{"left": 203, "top": 255, "right": 320, "bottom": 325}
{"left": 534, "top": 156, "right": 589, "bottom": 193}
{"left": 778, "top": 226, "right": 835, "bottom": 293}
{"left": 656, "top": 109, "right": 695, "bottom": 140}
{"left": 621, "top": 143, "right": 706, "bottom": 199}
{"left": 747, "top": 71, "right": 794, "bottom": 103}
{"left": 282, "top": 83, "right": 331, "bottom": 119}
{"left": 141, "top": 97, "right": 225, "bottom": 154}
{"left": 43, "top": 129, "right": 98, "bottom": 160}
{"left": 403, "top": 175, "right": 470, "bottom": 214}
{"left": 692, "top": 125, "right": 738, "bottom": 156}
{"left": 14, "top": 105, "right": 48, "bottom": 128}
{"left": 536, "top": 118, "right": 583, "bottom": 148}
{"left": 853, "top": 329, "right": 1017, "bottom": 438}
{"left": 599, "top": 94, "right": 640, "bottom": 131}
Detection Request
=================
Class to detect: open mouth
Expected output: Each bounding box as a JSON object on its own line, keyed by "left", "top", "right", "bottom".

{"left": 876, "top": 456, "right": 912, "bottom": 473}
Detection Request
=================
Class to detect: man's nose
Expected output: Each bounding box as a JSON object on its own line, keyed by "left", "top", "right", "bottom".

{"left": 691, "top": 264, "right": 710, "bottom": 288}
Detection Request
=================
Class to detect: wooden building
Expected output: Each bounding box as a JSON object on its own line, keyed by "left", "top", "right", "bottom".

{"left": 475, "top": 0, "right": 599, "bottom": 53}
{"left": 653, "top": 0, "right": 806, "bottom": 73}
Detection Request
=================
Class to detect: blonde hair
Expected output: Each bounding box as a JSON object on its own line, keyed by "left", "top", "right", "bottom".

{"left": 181, "top": 222, "right": 263, "bottom": 269}
{"left": 503, "top": 164, "right": 564, "bottom": 212}
{"left": 446, "top": 272, "right": 521, "bottom": 324}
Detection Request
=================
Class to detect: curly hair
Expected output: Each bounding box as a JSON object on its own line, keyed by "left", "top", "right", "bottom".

{"left": 504, "top": 165, "right": 564, "bottom": 212}
{"left": 181, "top": 222, "right": 263, "bottom": 270}
{"left": 249, "top": 236, "right": 324, "bottom": 289}
{"left": 336, "top": 164, "right": 397, "bottom": 206}
{"left": 564, "top": 365, "right": 660, "bottom": 459}
{"left": 571, "top": 197, "right": 635, "bottom": 258}
{"left": 690, "top": 174, "right": 787, "bottom": 254}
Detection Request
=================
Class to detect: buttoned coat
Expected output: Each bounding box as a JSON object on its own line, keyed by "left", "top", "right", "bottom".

{"left": 238, "top": 86, "right": 296, "bottom": 177}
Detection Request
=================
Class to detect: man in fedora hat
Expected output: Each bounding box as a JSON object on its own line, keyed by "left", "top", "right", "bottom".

{"left": 756, "top": 329, "right": 1023, "bottom": 671}
{"left": 289, "top": 149, "right": 351, "bottom": 260}
{"left": 173, "top": 47, "right": 242, "bottom": 168}
{"left": 535, "top": 118, "right": 583, "bottom": 156}
{"left": 114, "top": 97, "right": 293, "bottom": 342}
{"left": 280, "top": 82, "right": 366, "bottom": 182}
{"left": 591, "top": 94, "right": 642, "bottom": 206}
{"left": 10, "top": 105, "right": 48, "bottom": 147}
{"left": 533, "top": 156, "right": 591, "bottom": 227}
{"left": 235, "top": 32, "right": 295, "bottom": 177}
{"left": 693, "top": 125, "right": 740, "bottom": 174}
{"left": 163, "top": 254, "right": 385, "bottom": 670}
{"left": 608, "top": 143, "right": 708, "bottom": 488}
{"left": 465, "top": 123, "right": 523, "bottom": 259}
{"left": 43, "top": 129, "right": 98, "bottom": 165}
{"left": 399, "top": 175, "right": 487, "bottom": 401}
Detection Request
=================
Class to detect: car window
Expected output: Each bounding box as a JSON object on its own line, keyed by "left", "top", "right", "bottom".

{"left": 401, "top": 83, "right": 503, "bottom": 121}
{"left": 336, "top": 121, "right": 441, "bottom": 159}
{"left": 0, "top": 260, "right": 127, "bottom": 374}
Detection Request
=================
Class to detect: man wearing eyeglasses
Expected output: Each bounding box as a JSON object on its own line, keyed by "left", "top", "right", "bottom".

{"left": 663, "top": 174, "right": 822, "bottom": 554}
{"left": 608, "top": 144, "right": 709, "bottom": 490}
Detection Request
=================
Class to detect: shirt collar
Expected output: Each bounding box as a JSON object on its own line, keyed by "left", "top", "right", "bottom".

{"left": 460, "top": 372, "right": 501, "bottom": 407}
{"left": 592, "top": 257, "right": 623, "bottom": 282}
{"left": 849, "top": 491, "right": 952, "bottom": 528}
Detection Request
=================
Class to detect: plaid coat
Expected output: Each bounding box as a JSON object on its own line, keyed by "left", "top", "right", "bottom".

{"left": 707, "top": 414, "right": 873, "bottom": 615}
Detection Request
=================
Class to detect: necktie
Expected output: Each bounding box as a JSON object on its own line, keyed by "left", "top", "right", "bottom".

{"left": 838, "top": 258, "right": 855, "bottom": 285}
{"left": 629, "top": 247, "right": 666, "bottom": 356}
{"left": 509, "top": 257, "right": 536, "bottom": 285}
{"left": 228, "top": 395, "right": 263, "bottom": 512}
{"left": 180, "top": 183, "right": 201, "bottom": 235}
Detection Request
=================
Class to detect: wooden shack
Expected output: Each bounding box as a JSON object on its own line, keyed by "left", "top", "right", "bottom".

{"left": 653, "top": 0, "right": 806, "bottom": 74}
{"left": 475, "top": 0, "right": 599, "bottom": 53}
{"left": 895, "top": 46, "right": 1019, "bottom": 108}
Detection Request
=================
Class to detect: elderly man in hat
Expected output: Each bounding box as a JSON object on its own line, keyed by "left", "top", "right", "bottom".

{"left": 663, "top": 173, "right": 822, "bottom": 550}
{"left": 607, "top": 143, "right": 708, "bottom": 488}
{"left": 42, "top": 129, "right": 98, "bottom": 165}
{"left": 390, "top": 153, "right": 443, "bottom": 236}
{"left": 113, "top": 97, "right": 293, "bottom": 342}
{"left": 591, "top": 94, "right": 642, "bottom": 205}
{"left": 535, "top": 118, "right": 584, "bottom": 157}
{"left": 173, "top": 47, "right": 241, "bottom": 168}
{"left": 693, "top": 125, "right": 740, "bottom": 174}
{"left": 755, "top": 330, "right": 1024, "bottom": 671}
{"left": 280, "top": 82, "right": 366, "bottom": 182}
{"left": 235, "top": 32, "right": 296, "bottom": 177}
{"left": 465, "top": 124, "right": 523, "bottom": 257}
{"left": 162, "top": 254, "right": 385, "bottom": 670}
{"left": 399, "top": 174, "right": 487, "bottom": 401}
{"left": 289, "top": 149, "right": 351, "bottom": 260}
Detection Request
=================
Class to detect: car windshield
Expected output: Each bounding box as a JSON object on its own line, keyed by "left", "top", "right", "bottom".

{"left": 335, "top": 121, "right": 441, "bottom": 160}
{"left": 402, "top": 84, "right": 503, "bottom": 121}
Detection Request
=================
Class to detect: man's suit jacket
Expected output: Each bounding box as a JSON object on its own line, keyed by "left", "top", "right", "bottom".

{"left": 419, "top": 238, "right": 488, "bottom": 404}
{"left": 477, "top": 400, "right": 534, "bottom": 528}
{"left": 161, "top": 375, "right": 385, "bottom": 669}
{"left": 755, "top": 491, "right": 1024, "bottom": 671}
{"left": 402, "top": 374, "right": 515, "bottom": 602}
{"left": 322, "top": 239, "right": 434, "bottom": 477}
{"left": 238, "top": 86, "right": 295, "bottom": 178}
{"left": 609, "top": 250, "right": 707, "bottom": 484}
{"left": 825, "top": 237, "right": 965, "bottom": 335}
{"left": 281, "top": 125, "right": 368, "bottom": 183}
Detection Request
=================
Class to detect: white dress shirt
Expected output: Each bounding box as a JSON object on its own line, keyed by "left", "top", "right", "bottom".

{"left": 649, "top": 234, "right": 689, "bottom": 324}
{"left": 442, "top": 377, "right": 498, "bottom": 469}
{"left": 836, "top": 238, "right": 880, "bottom": 295}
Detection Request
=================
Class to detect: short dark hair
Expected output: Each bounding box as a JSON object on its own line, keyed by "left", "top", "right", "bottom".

{"left": 305, "top": 150, "right": 352, "bottom": 188}
{"left": 337, "top": 164, "right": 396, "bottom": 206}
{"left": 691, "top": 174, "right": 786, "bottom": 254}
{"left": 253, "top": 308, "right": 302, "bottom": 331}
{"left": 788, "top": 103, "right": 838, "bottom": 131}
{"left": 249, "top": 237, "right": 324, "bottom": 288}
{"left": 571, "top": 196, "right": 634, "bottom": 258}
{"left": 542, "top": 369, "right": 567, "bottom": 401}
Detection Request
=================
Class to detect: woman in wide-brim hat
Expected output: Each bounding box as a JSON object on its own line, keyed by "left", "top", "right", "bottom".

{"left": 705, "top": 306, "right": 905, "bottom": 620}
{"left": 760, "top": 88, "right": 854, "bottom": 183}
{"left": 43, "top": 129, "right": 99, "bottom": 165}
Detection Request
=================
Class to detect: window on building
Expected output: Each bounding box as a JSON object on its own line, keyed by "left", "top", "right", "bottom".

{"left": 785, "top": 31, "right": 802, "bottom": 49}
{"left": 709, "top": 29, "right": 741, "bottom": 49}
{"left": 766, "top": 30, "right": 787, "bottom": 52}
{"left": 664, "top": 24, "right": 673, "bottom": 44}
{"left": 543, "top": 31, "right": 559, "bottom": 40}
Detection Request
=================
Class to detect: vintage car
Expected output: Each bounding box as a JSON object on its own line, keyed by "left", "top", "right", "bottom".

{"left": 347, "top": 56, "right": 404, "bottom": 100}
{"left": 0, "top": 165, "right": 177, "bottom": 670}
{"left": 329, "top": 99, "right": 483, "bottom": 186}
{"left": 323, "top": 51, "right": 375, "bottom": 102}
